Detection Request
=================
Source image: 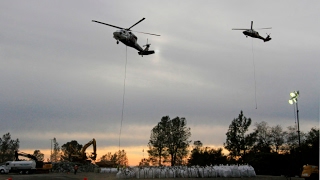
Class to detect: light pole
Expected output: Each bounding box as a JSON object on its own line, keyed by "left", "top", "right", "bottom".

{"left": 50, "top": 139, "right": 53, "bottom": 162}
{"left": 288, "top": 90, "right": 300, "bottom": 147}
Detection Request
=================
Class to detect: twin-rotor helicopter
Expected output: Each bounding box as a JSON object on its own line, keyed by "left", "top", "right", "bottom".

{"left": 232, "top": 21, "right": 272, "bottom": 42}
{"left": 92, "top": 18, "right": 160, "bottom": 56}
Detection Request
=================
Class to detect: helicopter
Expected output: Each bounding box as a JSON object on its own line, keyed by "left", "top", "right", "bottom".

{"left": 232, "top": 21, "right": 272, "bottom": 42}
{"left": 92, "top": 18, "right": 160, "bottom": 56}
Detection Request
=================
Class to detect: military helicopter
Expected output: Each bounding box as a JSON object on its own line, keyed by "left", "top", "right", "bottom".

{"left": 92, "top": 18, "right": 160, "bottom": 56}
{"left": 232, "top": 21, "right": 272, "bottom": 42}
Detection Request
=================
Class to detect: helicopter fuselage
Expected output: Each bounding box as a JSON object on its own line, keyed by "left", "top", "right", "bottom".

{"left": 243, "top": 29, "right": 260, "bottom": 38}
{"left": 113, "top": 30, "right": 143, "bottom": 52}
{"left": 242, "top": 29, "right": 271, "bottom": 42}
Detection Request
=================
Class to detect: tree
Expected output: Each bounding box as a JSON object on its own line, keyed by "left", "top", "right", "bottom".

{"left": 139, "top": 158, "right": 150, "bottom": 167}
{"left": 61, "top": 140, "right": 82, "bottom": 161}
{"left": 51, "top": 138, "right": 61, "bottom": 162}
{"left": 148, "top": 116, "right": 191, "bottom": 166}
{"left": 99, "top": 152, "right": 115, "bottom": 162}
{"left": 304, "top": 127, "right": 319, "bottom": 149}
{"left": 224, "top": 111, "right": 256, "bottom": 161}
{"left": 270, "top": 125, "right": 286, "bottom": 153}
{"left": 166, "top": 117, "right": 191, "bottom": 166}
{"left": 98, "top": 151, "right": 125, "bottom": 167}
{"left": 0, "top": 133, "right": 19, "bottom": 162}
{"left": 283, "top": 125, "right": 305, "bottom": 152}
{"left": 301, "top": 127, "right": 319, "bottom": 165}
{"left": 252, "top": 121, "right": 272, "bottom": 153}
{"left": 188, "top": 140, "right": 227, "bottom": 166}
{"left": 148, "top": 116, "right": 170, "bottom": 166}
{"left": 115, "top": 150, "right": 128, "bottom": 167}
{"left": 33, "top": 150, "right": 44, "bottom": 161}
{"left": 193, "top": 140, "right": 203, "bottom": 150}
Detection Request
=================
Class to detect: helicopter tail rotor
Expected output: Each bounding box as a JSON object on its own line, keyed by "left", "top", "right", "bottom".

{"left": 143, "top": 39, "right": 151, "bottom": 50}
{"left": 264, "top": 33, "right": 272, "bottom": 42}
{"left": 138, "top": 39, "right": 155, "bottom": 56}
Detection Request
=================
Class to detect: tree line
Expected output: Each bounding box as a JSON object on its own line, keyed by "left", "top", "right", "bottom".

{"left": 145, "top": 111, "right": 319, "bottom": 176}
{"left": 0, "top": 135, "right": 128, "bottom": 167}
{"left": 1, "top": 110, "right": 318, "bottom": 176}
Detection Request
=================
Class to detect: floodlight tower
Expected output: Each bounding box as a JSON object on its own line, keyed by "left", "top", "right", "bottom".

{"left": 288, "top": 90, "right": 300, "bottom": 147}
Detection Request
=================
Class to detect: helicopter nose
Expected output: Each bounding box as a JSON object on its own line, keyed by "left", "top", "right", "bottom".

{"left": 113, "top": 31, "right": 119, "bottom": 38}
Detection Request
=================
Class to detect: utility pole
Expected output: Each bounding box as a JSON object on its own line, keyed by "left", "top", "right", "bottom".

{"left": 50, "top": 139, "right": 53, "bottom": 162}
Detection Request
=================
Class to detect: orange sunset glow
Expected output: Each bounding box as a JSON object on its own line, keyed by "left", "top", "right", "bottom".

{"left": 21, "top": 144, "right": 229, "bottom": 166}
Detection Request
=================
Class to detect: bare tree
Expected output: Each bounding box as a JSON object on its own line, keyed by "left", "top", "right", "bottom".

{"left": 253, "top": 121, "right": 272, "bottom": 152}
{"left": 51, "top": 138, "right": 61, "bottom": 162}
{"left": 270, "top": 125, "right": 286, "bottom": 153}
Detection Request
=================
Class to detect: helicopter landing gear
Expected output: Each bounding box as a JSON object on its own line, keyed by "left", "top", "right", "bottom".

{"left": 116, "top": 41, "right": 119, "bottom": 44}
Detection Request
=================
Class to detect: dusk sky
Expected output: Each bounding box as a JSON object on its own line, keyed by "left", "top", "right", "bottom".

{"left": 1, "top": 1, "right": 319, "bottom": 165}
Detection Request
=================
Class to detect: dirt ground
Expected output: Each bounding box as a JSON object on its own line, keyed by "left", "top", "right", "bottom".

{"left": 0, "top": 172, "right": 305, "bottom": 180}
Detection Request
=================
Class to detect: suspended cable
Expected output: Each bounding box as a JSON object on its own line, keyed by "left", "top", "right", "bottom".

{"left": 251, "top": 38, "right": 258, "bottom": 109}
{"left": 119, "top": 46, "right": 128, "bottom": 151}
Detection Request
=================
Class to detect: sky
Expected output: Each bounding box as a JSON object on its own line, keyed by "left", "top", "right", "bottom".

{"left": 1, "top": 1, "right": 319, "bottom": 165}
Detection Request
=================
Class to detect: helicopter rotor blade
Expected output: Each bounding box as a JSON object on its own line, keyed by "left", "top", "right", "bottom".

{"left": 92, "top": 20, "right": 124, "bottom": 29}
{"left": 256, "top": 27, "right": 272, "bottom": 30}
{"left": 232, "top": 28, "right": 249, "bottom": 30}
{"left": 132, "top": 30, "right": 161, "bottom": 36}
{"left": 127, "top": 18, "right": 145, "bottom": 30}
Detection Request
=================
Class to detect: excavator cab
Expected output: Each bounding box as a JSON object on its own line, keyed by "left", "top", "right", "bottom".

{"left": 301, "top": 165, "right": 319, "bottom": 180}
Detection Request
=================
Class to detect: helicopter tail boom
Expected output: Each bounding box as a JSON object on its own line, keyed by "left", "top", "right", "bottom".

{"left": 264, "top": 35, "right": 272, "bottom": 42}
{"left": 138, "top": 50, "right": 155, "bottom": 56}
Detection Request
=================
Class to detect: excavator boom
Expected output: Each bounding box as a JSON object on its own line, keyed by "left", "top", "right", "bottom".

{"left": 70, "top": 138, "right": 97, "bottom": 163}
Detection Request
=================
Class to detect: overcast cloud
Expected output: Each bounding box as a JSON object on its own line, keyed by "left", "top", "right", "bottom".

{"left": 1, "top": 0, "right": 319, "bottom": 164}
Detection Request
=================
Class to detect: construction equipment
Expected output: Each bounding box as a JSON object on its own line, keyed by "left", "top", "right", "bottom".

{"left": 301, "top": 165, "right": 319, "bottom": 180}
{"left": 95, "top": 160, "right": 117, "bottom": 168}
{"left": 14, "top": 151, "right": 52, "bottom": 173}
{"left": 0, "top": 161, "right": 36, "bottom": 174}
{"left": 70, "top": 138, "right": 97, "bottom": 163}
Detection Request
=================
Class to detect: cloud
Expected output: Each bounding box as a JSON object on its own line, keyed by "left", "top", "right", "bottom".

{"left": 1, "top": 1, "right": 319, "bottom": 166}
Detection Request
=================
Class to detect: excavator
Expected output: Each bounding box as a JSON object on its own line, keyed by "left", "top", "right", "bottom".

{"left": 70, "top": 138, "right": 97, "bottom": 163}
{"left": 301, "top": 164, "right": 319, "bottom": 180}
{"left": 14, "top": 151, "right": 52, "bottom": 173}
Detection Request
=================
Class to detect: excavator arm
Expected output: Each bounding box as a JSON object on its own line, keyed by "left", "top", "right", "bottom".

{"left": 70, "top": 138, "right": 97, "bottom": 162}
{"left": 15, "top": 151, "right": 38, "bottom": 162}
{"left": 81, "top": 138, "right": 97, "bottom": 160}
{"left": 14, "top": 151, "right": 52, "bottom": 171}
